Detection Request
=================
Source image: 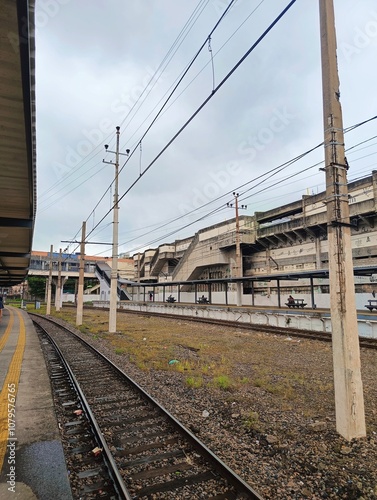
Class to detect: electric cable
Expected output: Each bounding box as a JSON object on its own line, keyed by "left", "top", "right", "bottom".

{"left": 77, "top": 123, "right": 377, "bottom": 257}
{"left": 38, "top": 0, "right": 210, "bottom": 204}
{"left": 116, "top": 133, "right": 377, "bottom": 253}
{"left": 65, "top": 0, "right": 237, "bottom": 245}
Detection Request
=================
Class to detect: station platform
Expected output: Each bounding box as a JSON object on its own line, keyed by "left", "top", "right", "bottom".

{"left": 0, "top": 306, "right": 72, "bottom": 499}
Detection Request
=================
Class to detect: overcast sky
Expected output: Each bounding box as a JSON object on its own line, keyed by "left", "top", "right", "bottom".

{"left": 34, "top": 0, "right": 377, "bottom": 258}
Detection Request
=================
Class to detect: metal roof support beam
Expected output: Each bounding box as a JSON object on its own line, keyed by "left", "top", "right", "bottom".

{"left": 303, "top": 226, "right": 317, "bottom": 238}
{"left": 316, "top": 224, "right": 327, "bottom": 234}
{"left": 0, "top": 218, "right": 33, "bottom": 228}
{"left": 292, "top": 230, "right": 305, "bottom": 241}
{"left": 0, "top": 266, "right": 29, "bottom": 271}
{"left": 0, "top": 251, "right": 30, "bottom": 258}
{"left": 265, "top": 237, "right": 276, "bottom": 246}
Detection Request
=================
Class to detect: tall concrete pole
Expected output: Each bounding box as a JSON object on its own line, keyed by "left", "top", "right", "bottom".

{"left": 137, "top": 253, "right": 141, "bottom": 302}
{"left": 44, "top": 277, "right": 48, "bottom": 304}
{"left": 319, "top": 0, "right": 366, "bottom": 440}
{"left": 46, "top": 244, "right": 53, "bottom": 315}
{"left": 109, "top": 126, "right": 120, "bottom": 333}
{"left": 234, "top": 193, "right": 243, "bottom": 307}
{"left": 76, "top": 222, "right": 86, "bottom": 326}
{"left": 56, "top": 248, "right": 62, "bottom": 312}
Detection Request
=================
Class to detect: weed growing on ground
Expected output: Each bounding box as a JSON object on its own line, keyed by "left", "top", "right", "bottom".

{"left": 253, "top": 375, "right": 295, "bottom": 399}
{"left": 44, "top": 307, "right": 363, "bottom": 424}
{"left": 174, "top": 360, "right": 195, "bottom": 373}
{"left": 243, "top": 411, "right": 262, "bottom": 431}
{"left": 239, "top": 377, "right": 249, "bottom": 384}
{"left": 186, "top": 376, "right": 203, "bottom": 389}
{"left": 213, "top": 375, "right": 232, "bottom": 390}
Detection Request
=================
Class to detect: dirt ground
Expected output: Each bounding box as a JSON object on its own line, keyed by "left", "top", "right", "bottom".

{"left": 49, "top": 308, "right": 377, "bottom": 499}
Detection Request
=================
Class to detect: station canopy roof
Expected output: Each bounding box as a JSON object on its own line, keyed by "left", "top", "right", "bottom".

{"left": 129, "top": 265, "right": 377, "bottom": 287}
{"left": 0, "top": 0, "right": 36, "bottom": 287}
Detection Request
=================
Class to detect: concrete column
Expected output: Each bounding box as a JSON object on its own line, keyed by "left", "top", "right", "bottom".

{"left": 372, "top": 170, "right": 377, "bottom": 211}
{"left": 315, "top": 236, "right": 322, "bottom": 269}
{"left": 76, "top": 222, "right": 86, "bottom": 326}
{"left": 319, "top": 0, "right": 365, "bottom": 440}
{"left": 46, "top": 245, "right": 53, "bottom": 315}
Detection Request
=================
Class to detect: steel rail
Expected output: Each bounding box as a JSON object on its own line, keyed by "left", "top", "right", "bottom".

{"left": 36, "top": 320, "right": 132, "bottom": 500}
{"left": 31, "top": 313, "right": 264, "bottom": 499}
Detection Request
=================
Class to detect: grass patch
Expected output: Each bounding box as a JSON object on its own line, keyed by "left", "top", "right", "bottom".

{"left": 174, "top": 360, "right": 196, "bottom": 373}
{"left": 243, "top": 411, "right": 262, "bottom": 431}
{"left": 253, "top": 375, "right": 295, "bottom": 399}
{"left": 186, "top": 376, "right": 203, "bottom": 389}
{"left": 39, "top": 306, "right": 353, "bottom": 425}
{"left": 239, "top": 377, "right": 249, "bottom": 384}
{"left": 212, "top": 374, "right": 232, "bottom": 390}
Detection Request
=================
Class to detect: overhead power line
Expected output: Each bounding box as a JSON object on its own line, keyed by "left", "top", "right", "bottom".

{"left": 39, "top": 0, "right": 211, "bottom": 207}
{"left": 81, "top": 0, "right": 298, "bottom": 249}
{"left": 115, "top": 131, "right": 377, "bottom": 255}
{"left": 64, "top": 0, "right": 238, "bottom": 254}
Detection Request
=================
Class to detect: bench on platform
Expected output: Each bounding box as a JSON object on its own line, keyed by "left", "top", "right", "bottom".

{"left": 365, "top": 299, "right": 377, "bottom": 311}
{"left": 285, "top": 298, "right": 307, "bottom": 308}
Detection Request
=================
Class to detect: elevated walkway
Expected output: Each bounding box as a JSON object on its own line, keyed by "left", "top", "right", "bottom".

{"left": 95, "top": 262, "right": 131, "bottom": 300}
{"left": 0, "top": 306, "right": 72, "bottom": 498}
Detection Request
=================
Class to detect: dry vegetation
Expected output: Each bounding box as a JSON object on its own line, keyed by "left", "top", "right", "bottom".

{"left": 34, "top": 306, "right": 377, "bottom": 499}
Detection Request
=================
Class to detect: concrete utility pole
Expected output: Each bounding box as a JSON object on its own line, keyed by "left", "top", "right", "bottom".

{"left": 109, "top": 127, "right": 120, "bottom": 333}
{"left": 56, "top": 248, "right": 62, "bottom": 312}
{"left": 137, "top": 253, "right": 141, "bottom": 302}
{"left": 76, "top": 222, "right": 86, "bottom": 326}
{"left": 319, "top": 0, "right": 366, "bottom": 440}
{"left": 46, "top": 244, "right": 53, "bottom": 315}
{"left": 227, "top": 193, "right": 247, "bottom": 307}
{"left": 103, "top": 127, "right": 130, "bottom": 333}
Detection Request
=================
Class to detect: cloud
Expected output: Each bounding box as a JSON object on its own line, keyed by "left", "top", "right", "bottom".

{"left": 34, "top": 0, "right": 377, "bottom": 257}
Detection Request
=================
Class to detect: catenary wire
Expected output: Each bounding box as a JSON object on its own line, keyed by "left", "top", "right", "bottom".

{"left": 66, "top": 116, "right": 377, "bottom": 259}
{"left": 39, "top": 0, "right": 210, "bottom": 206}
{"left": 64, "top": 0, "right": 238, "bottom": 253}
{"left": 115, "top": 133, "right": 377, "bottom": 253}
{"left": 80, "top": 0, "right": 298, "bottom": 251}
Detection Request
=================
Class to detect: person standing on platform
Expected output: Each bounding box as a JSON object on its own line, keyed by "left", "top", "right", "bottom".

{"left": 0, "top": 296, "right": 4, "bottom": 319}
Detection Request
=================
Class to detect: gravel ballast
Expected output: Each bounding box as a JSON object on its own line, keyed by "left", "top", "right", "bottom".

{"left": 48, "top": 311, "right": 377, "bottom": 499}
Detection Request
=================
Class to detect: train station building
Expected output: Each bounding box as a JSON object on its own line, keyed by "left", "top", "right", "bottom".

{"left": 130, "top": 171, "right": 377, "bottom": 305}
{"left": 8, "top": 169, "right": 377, "bottom": 309}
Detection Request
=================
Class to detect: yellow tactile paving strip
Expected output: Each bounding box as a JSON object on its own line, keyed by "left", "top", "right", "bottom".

{"left": 0, "top": 309, "right": 26, "bottom": 472}
{"left": 0, "top": 309, "right": 14, "bottom": 353}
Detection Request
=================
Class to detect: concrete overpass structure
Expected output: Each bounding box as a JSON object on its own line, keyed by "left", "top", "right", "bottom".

{"left": 133, "top": 171, "right": 377, "bottom": 299}
{"left": 0, "top": 0, "right": 36, "bottom": 287}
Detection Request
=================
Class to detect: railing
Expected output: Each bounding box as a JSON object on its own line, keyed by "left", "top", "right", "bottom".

{"left": 172, "top": 233, "right": 199, "bottom": 279}
{"left": 95, "top": 263, "right": 130, "bottom": 300}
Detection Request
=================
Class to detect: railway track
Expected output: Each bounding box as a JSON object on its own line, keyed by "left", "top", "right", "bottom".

{"left": 62, "top": 303, "right": 377, "bottom": 350}
{"left": 31, "top": 313, "right": 263, "bottom": 500}
{"left": 93, "top": 306, "right": 377, "bottom": 351}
